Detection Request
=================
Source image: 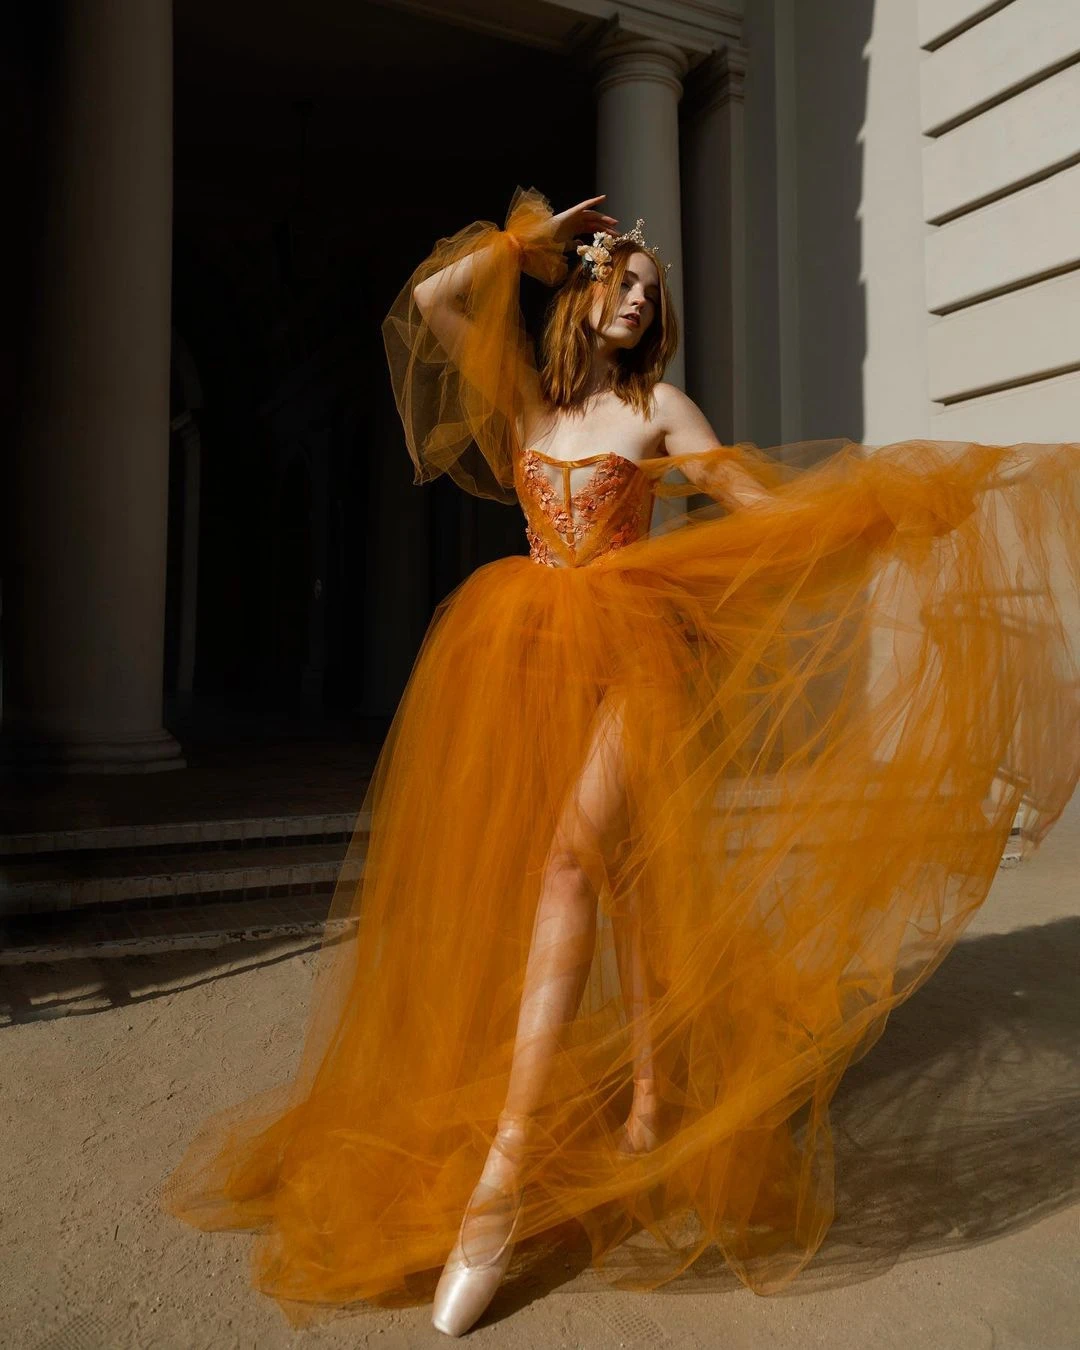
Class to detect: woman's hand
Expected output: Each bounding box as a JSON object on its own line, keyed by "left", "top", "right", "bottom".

{"left": 547, "top": 195, "right": 619, "bottom": 247}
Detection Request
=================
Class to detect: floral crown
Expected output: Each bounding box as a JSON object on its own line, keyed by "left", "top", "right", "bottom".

{"left": 576, "top": 219, "right": 672, "bottom": 283}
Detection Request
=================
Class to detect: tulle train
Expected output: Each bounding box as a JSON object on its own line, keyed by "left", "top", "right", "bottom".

{"left": 161, "top": 436, "right": 1080, "bottom": 1325}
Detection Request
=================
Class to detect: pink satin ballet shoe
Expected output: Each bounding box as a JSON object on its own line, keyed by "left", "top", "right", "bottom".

{"left": 615, "top": 1080, "right": 663, "bottom": 1156}
{"left": 431, "top": 1113, "right": 530, "bottom": 1338}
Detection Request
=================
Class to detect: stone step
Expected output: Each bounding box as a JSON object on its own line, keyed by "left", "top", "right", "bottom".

{"left": 0, "top": 810, "right": 368, "bottom": 860}
{"left": 0, "top": 893, "right": 354, "bottom": 965}
{"left": 0, "top": 841, "right": 363, "bottom": 914}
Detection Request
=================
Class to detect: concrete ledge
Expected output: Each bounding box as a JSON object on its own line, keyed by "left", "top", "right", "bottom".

{"left": 923, "top": 65, "right": 1080, "bottom": 222}
{"left": 0, "top": 844, "right": 364, "bottom": 914}
{"left": 0, "top": 811, "right": 367, "bottom": 858}
{"left": 927, "top": 271, "right": 1080, "bottom": 401}
{"left": 918, "top": 0, "right": 1013, "bottom": 50}
{"left": 920, "top": 0, "right": 1080, "bottom": 134}
{"left": 930, "top": 367, "right": 1080, "bottom": 441}
{"left": 925, "top": 164, "right": 1080, "bottom": 313}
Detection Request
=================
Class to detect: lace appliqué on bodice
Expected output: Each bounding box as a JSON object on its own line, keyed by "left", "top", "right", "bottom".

{"left": 515, "top": 448, "right": 655, "bottom": 568}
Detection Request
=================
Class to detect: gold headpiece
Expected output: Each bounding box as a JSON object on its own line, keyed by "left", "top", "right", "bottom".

{"left": 576, "top": 219, "right": 672, "bottom": 282}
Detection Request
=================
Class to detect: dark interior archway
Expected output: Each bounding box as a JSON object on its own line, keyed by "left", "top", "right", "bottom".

{"left": 171, "top": 0, "right": 595, "bottom": 733}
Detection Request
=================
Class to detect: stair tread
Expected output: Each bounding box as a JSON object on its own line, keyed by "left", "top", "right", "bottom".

{"left": 2, "top": 894, "right": 340, "bottom": 961}
{"left": 0, "top": 810, "right": 367, "bottom": 856}
{"left": 2, "top": 841, "right": 352, "bottom": 888}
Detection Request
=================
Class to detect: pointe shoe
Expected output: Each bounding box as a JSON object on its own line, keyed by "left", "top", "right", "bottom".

{"left": 616, "top": 1081, "right": 663, "bottom": 1156}
{"left": 431, "top": 1114, "right": 530, "bottom": 1337}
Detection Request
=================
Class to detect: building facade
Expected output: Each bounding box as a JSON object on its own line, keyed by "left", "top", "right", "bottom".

{"left": 3, "top": 0, "right": 1077, "bottom": 772}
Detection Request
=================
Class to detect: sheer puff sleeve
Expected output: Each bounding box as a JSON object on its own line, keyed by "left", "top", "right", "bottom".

{"left": 382, "top": 187, "right": 568, "bottom": 504}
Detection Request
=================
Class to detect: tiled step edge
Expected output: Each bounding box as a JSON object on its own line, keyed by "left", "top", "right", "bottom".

{"left": 0, "top": 811, "right": 369, "bottom": 858}
{"left": 1, "top": 848, "right": 364, "bottom": 912}
{"left": 0, "top": 915, "right": 359, "bottom": 965}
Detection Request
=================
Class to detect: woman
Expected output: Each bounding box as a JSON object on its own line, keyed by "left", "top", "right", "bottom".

{"left": 163, "top": 188, "right": 1080, "bottom": 1338}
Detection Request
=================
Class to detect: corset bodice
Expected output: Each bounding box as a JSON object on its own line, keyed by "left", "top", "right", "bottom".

{"left": 514, "top": 447, "right": 655, "bottom": 568}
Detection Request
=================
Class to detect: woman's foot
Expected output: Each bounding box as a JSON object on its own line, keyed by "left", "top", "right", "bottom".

{"left": 431, "top": 1113, "right": 531, "bottom": 1337}
{"left": 616, "top": 1079, "right": 663, "bottom": 1156}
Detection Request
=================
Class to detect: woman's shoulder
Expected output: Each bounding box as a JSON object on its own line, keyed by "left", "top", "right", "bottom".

{"left": 651, "top": 382, "right": 703, "bottom": 427}
{"left": 652, "top": 382, "right": 695, "bottom": 411}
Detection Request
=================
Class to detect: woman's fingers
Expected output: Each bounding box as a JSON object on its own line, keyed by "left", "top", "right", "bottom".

{"left": 574, "top": 196, "right": 618, "bottom": 227}
{"left": 550, "top": 195, "right": 618, "bottom": 243}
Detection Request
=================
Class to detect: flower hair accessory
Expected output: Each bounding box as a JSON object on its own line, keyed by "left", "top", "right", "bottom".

{"left": 576, "top": 218, "right": 672, "bottom": 282}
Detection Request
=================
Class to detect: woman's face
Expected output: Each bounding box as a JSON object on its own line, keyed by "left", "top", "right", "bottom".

{"left": 588, "top": 250, "right": 660, "bottom": 350}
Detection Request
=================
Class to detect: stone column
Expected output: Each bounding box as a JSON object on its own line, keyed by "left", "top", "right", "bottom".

{"left": 682, "top": 45, "right": 749, "bottom": 443}
{"left": 593, "top": 32, "right": 689, "bottom": 392}
{"left": 171, "top": 410, "right": 201, "bottom": 700}
{"left": 593, "top": 32, "right": 689, "bottom": 529}
{"left": 3, "top": 0, "right": 184, "bottom": 772}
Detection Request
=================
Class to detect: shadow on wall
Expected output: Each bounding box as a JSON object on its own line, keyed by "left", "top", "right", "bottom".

{"left": 743, "top": 0, "right": 874, "bottom": 447}
{"left": 792, "top": 0, "right": 874, "bottom": 444}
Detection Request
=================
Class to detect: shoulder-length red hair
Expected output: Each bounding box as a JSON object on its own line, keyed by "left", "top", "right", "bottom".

{"left": 538, "top": 243, "right": 678, "bottom": 417}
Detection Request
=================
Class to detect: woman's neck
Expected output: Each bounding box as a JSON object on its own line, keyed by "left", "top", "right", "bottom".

{"left": 582, "top": 344, "right": 618, "bottom": 399}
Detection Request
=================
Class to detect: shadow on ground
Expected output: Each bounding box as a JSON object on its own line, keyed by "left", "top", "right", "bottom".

{"left": 5, "top": 917, "right": 1077, "bottom": 1313}
{"left": 492, "top": 917, "right": 1080, "bottom": 1313}
{"left": 0, "top": 936, "right": 326, "bottom": 1024}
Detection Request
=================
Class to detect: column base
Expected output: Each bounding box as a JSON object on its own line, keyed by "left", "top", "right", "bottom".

{"left": 0, "top": 728, "right": 186, "bottom": 776}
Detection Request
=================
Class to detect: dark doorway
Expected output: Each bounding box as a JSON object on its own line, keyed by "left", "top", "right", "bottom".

{"left": 171, "top": 0, "right": 594, "bottom": 730}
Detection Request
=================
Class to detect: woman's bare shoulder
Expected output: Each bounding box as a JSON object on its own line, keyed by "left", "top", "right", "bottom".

{"left": 651, "top": 383, "right": 722, "bottom": 458}
{"left": 652, "top": 382, "right": 700, "bottom": 419}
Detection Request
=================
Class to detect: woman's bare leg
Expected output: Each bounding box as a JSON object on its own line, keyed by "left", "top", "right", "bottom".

{"left": 449, "top": 695, "right": 631, "bottom": 1255}
{"left": 432, "top": 695, "right": 667, "bottom": 1332}
{"left": 612, "top": 896, "right": 662, "bottom": 1152}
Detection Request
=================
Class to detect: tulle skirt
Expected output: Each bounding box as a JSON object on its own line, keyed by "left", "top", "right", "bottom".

{"left": 162, "top": 438, "right": 1080, "bottom": 1326}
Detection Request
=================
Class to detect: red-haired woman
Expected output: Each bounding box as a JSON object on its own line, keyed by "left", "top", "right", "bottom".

{"left": 163, "top": 189, "right": 1080, "bottom": 1339}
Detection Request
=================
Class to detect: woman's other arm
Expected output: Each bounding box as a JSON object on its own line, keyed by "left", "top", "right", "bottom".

{"left": 654, "top": 383, "right": 773, "bottom": 510}
{"left": 411, "top": 250, "right": 480, "bottom": 364}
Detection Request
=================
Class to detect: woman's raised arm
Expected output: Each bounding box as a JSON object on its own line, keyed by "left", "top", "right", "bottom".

{"left": 411, "top": 195, "right": 618, "bottom": 362}
{"left": 383, "top": 192, "right": 619, "bottom": 502}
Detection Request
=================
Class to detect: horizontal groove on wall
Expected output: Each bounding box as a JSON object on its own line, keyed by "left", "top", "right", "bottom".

{"left": 926, "top": 150, "right": 1080, "bottom": 226}
{"left": 920, "top": 0, "right": 1016, "bottom": 54}
{"left": 930, "top": 258, "right": 1080, "bottom": 317}
{"left": 935, "top": 360, "right": 1080, "bottom": 407}
{"left": 923, "top": 50, "right": 1080, "bottom": 137}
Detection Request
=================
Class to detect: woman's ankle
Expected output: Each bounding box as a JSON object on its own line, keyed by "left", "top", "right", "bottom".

{"left": 629, "top": 1078, "right": 660, "bottom": 1112}
{"left": 476, "top": 1112, "right": 533, "bottom": 1194}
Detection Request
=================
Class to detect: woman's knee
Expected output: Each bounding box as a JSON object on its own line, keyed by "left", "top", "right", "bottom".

{"left": 544, "top": 842, "right": 592, "bottom": 893}
{"left": 538, "top": 841, "right": 601, "bottom": 925}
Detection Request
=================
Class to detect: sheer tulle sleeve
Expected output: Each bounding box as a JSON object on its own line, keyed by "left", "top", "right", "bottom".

{"left": 382, "top": 187, "right": 568, "bottom": 503}
{"left": 638, "top": 437, "right": 983, "bottom": 551}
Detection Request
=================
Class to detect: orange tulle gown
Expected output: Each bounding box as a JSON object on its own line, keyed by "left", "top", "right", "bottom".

{"left": 162, "top": 189, "right": 1080, "bottom": 1326}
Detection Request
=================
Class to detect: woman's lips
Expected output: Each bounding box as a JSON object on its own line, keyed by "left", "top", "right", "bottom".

{"left": 619, "top": 314, "right": 640, "bottom": 328}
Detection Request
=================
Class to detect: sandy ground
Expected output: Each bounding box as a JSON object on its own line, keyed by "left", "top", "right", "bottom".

{"left": 3, "top": 798, "right": 1079, "bottom": 1350}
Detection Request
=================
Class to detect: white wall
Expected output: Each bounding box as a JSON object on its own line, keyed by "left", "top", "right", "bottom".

{"left": 857, "top": 0, "right": 935, "bottom": 443}
{"left": 739, "top": 0, "right": 1080, "bottom": 730}
{"left": 919, "top": 0, "right": 1080, "bottom": 442}
{"left": 741, "top": 0, "right": 932, "bottom": 447}
{"left": 742, "top": 0, "right": 1080, "bottom": 447}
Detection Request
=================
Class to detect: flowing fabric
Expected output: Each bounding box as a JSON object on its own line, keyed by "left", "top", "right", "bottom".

{"left": 162, "top": 188, "right": 1080, "bottom": 1326}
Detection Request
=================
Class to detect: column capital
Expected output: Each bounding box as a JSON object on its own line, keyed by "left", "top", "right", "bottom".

{"left": 591, "top": 30, "right": 690, "bottom": 100}
{"left": 682, "top": 43, "right": 748, "bottom": 119}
